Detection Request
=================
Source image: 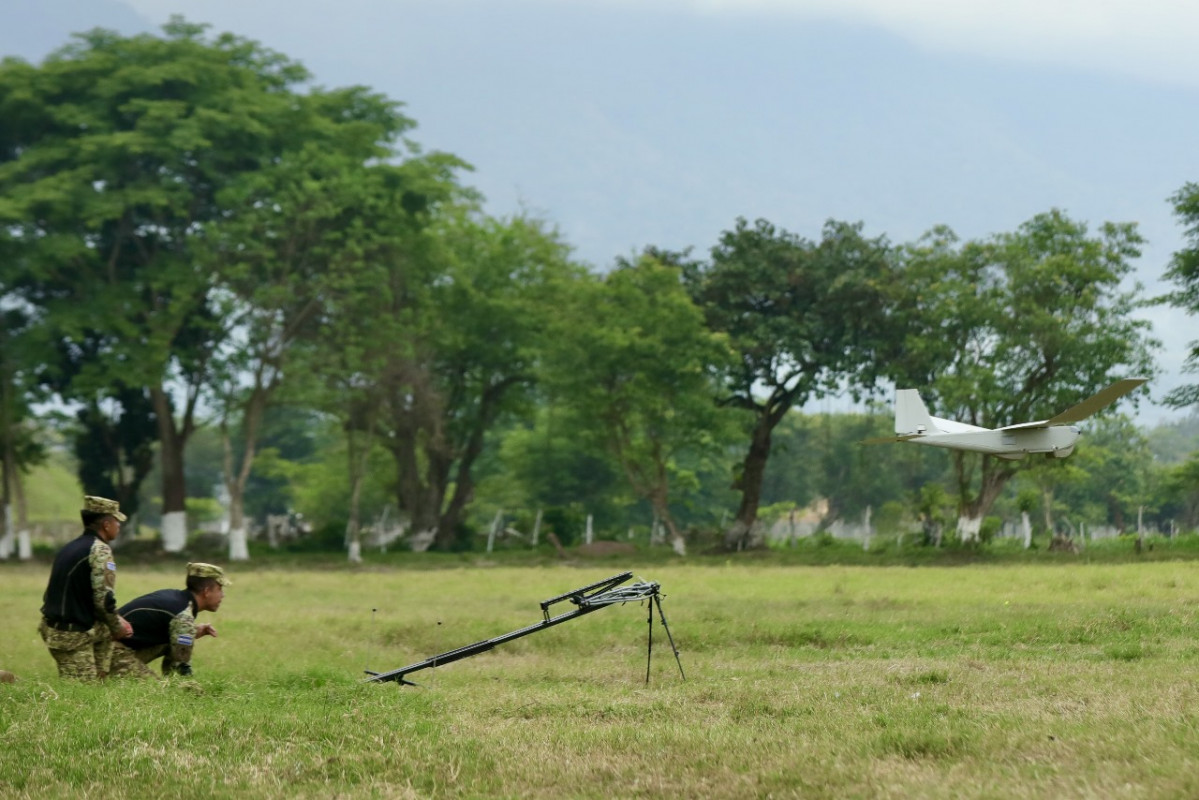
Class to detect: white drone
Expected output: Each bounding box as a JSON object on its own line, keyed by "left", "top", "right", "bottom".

{"left": 863, "top": 378, "right": 1146, "bottom": 460}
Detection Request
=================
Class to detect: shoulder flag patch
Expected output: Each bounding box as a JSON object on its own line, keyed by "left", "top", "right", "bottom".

{"left": 176, "top": 635, "right": 194, "bottom": 646}
{"left": 106, "top": 561, "right": 116, "bottom": 571}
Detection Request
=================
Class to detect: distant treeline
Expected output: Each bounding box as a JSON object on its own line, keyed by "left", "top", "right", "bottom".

{"left": 2, "top": 19, "right": 1197, "bottom": 559}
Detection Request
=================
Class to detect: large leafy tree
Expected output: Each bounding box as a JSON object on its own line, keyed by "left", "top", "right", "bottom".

{"left": 0, "top": 19, "right": 317, "bottom": 550}
{"left": 540, "top": 254, "right": 736, "bottom": 554}
{"left": 683, "top": 218, "right": 903, "bottom": 550}
{"left": 280, "top": 156, "right": 467, "bottom": 560}
{"left": 893, "top": 211, "right": 1159, "bottom": 541}
{"left": 200, "top": 95, "right": 464, "bottom": 560}
{"left": 375, "top": 213, "right": 581, "bottom": 550}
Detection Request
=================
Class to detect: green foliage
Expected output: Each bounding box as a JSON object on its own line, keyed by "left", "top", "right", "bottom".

{"left": 0, "top": 20, "right": 1192, "bottom": 558}
{"left": 184, "top": 496, "right": 224, "bottom": 526}
{"left": 1160, "top": 453, "right": 1199, "bottom": 529}
{"left": 891, "top": 211, "right": 1160, "bottom": 527}
{"left": 468, "top": 412, "right": 650, "bottom": 542}
{"left": 682, "top": 218, "right": 905, "bottom": 546}
{"left": 539, "top": 254, "right": 740, "bottom": 544}
{"left": 1163, "top": 182, "right": 1199, "bottom": 408}
{"left": 281, "top": 424, "right": 394, "bottom": 533}
{"left": 539, "top": 505, "right": 586, "bottom": 546}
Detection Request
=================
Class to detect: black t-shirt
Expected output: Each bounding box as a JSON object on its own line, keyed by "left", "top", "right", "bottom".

{"left": 41, "top": 531, "right": 109, "bottom": 626}
{"left": 119, "top": 589, "right": 195, "bottom": 650}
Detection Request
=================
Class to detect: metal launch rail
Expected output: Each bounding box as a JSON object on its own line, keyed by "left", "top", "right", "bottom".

{"left": 364, "top": 571, "right": 685, "bottom": 686}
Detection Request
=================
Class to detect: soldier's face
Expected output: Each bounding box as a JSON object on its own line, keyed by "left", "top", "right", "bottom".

{"left": 98, "top": 517, "right": 121, "bottom": 542}
{"left": 198, "top": 584, "right": 225, "bottom": 613}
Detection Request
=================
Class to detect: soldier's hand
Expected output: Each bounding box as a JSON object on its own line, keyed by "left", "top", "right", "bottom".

{"left": 196, "top": 623, "right": 217, "bottom": 639}
{"left": 118, "top": 617, "right": 133, "bottom": 639}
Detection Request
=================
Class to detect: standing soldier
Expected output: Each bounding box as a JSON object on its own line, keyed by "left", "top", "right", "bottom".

{"left": 39, "top": 495, "right": 133, "bottom": 680}
{"left": 108, "top": 562, "right": 230, "bottom": 680}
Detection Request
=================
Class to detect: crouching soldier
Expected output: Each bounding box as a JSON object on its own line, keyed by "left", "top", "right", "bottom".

{"left": 39, "top": 496, "right": 133, "bottom": 681}
{"left": 108, "top": 562, "right": 230, "bottom": 680}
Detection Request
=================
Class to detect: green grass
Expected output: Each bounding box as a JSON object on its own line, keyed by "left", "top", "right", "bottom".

{"left": 4, "top": 559, "right": 1199, "bottom": 798}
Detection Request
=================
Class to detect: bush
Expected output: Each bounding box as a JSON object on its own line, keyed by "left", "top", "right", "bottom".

{"left": 541, "top": 505, "right": 584, "bottom": 546}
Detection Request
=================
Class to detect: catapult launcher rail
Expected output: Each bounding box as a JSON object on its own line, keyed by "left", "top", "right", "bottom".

{"left": 364, "top": 571, "right": 685, "bottom": 686}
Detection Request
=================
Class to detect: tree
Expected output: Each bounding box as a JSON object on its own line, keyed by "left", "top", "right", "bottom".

{"left": 541, "top": 254, "right": 736, "bottom": 554}
{"left": 893, "top": 211, "right": 1159, "bottom": 542}
{"left": 0, "top": 19, "right": 318, "bottom": 550}
{"left": 199, "top": 89, "right": 463, "bottom": 560}
{"left": 70, "top": 388, "right": 156, "bottom": 529}
{"left": 1053, "top": 414, "right": 1154, "bottom": 532}
{"left": 683, "top": 218, "right": 903, "bottom": 550}
{"left": 479, "top": 409, "right": 630, "bottom": 537}
{"left": 1160, "top": 454, "right": 1199, "bottom": 531}
{"left": 1164, "top": 182, "right": 1199, "bottom": 409}
{"left": 373, "top": 213, "right": 581, "bottom": 550}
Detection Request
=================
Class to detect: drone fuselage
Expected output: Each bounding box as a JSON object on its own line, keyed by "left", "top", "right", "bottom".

{"left": 907, "top": 418, "right": 1080, "bottom": 460}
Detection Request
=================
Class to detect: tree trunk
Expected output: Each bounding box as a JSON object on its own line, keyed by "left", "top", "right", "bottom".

{"left": 1021, "top": 511, "right": 1032, "bottom": 549}
{"left": 13, "top": 463, "right": 29, "bottom": 561}
{"left": 953, "top": 455, "right": 1015, "bottom": 544}
{"left": 0, "top": 503, "right": 10, "bottom": 561}
{"left": 150, "top": 386, "right": 191, "bottom": 552}
{"left": 388, "top": 422, "right": 443, "bottom": 550}
{"left": 725, "top": 418, "right": 774, "bottom": 550}
{"left": 0, "top": 438, "right": 12, "bottom": 560}
{"left": 346, "top": 469, "right": 365, "bottom": 564}
{"left": 227, "top": 494, "right": 250, "bottom": 561}
{"left": 434, "top": 383, "right": 510, "bottom": 550}
{"left": 657, "top": 505, "right": 687, "bottom": 556}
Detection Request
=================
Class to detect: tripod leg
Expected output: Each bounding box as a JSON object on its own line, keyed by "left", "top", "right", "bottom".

{"left": 653, "top": 594, "right": 685, "bottom": 681}
{"left": 645, "top": 594, "right": 654, "bottom": 683}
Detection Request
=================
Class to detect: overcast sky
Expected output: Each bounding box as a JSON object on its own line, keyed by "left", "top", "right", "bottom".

{"left": 4, "top": 0, "right": 1198, "bottom": 424}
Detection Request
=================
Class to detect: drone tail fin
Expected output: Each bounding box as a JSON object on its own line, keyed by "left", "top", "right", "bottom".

{"left": 895, "top": 389, "right": 939, "bottom": 436}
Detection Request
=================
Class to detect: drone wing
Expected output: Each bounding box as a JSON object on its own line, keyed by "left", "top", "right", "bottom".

{"left": 1044, "top": 378, "right": 1147, "bottom": 425}
{"left": 999, "top": 378, "right": 1147, "bottom": 431}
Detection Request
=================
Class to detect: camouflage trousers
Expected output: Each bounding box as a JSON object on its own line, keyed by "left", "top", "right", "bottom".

{"left": 108, "top": 642, "right": 166, "bottom": 680}
{"left": 38, "top": 619, "right": 113, "bottom": 681}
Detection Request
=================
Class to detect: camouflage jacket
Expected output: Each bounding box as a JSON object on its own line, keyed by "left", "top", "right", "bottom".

{"left": 40, "top": 531, "right": 123, "bottom": 637}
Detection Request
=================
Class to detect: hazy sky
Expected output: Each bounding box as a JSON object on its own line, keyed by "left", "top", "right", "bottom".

{"left": 4, "top": 0, "right": 1197, "bottom": 423}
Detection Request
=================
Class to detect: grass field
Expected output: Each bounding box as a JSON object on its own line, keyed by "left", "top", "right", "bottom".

{"left": 3, "top": 556, "right": 1199, "bottom": 798}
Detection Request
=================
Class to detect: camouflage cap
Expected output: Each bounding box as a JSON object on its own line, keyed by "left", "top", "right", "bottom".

{"left": 83, "top": 495, "right": 127, "bottom": 522}
{"left": 187, "top": 562, "right": 231, "bottom": 587}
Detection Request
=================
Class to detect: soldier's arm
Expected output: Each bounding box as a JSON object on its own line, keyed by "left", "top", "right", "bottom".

{"left": 163, "top": 612, "right": 197, "bottom": 677}
{"left": 88, "top": 540, "right": 126, "bottom": 638}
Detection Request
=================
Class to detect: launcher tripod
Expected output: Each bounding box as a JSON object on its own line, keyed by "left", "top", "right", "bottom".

{"left": 364, "top": 571, "right": 685, "bottom": 686}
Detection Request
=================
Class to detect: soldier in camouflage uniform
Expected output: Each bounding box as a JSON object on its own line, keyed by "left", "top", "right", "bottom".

{"left": 108, "top": 562, "right": 230, "bottom": 680}
{"left": 39, "top": 496, "right": 133, "bottom": 681}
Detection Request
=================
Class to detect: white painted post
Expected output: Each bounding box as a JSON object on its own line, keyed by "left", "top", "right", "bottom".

{"left": 161, "top": 511, "right": 187, "bottom": 553}
{"left": 228, "top": 525, "right": 250, "bottom": 561}
{"left": 585, "top": 514, "right": 593, "bottom": 545}
{"left": 487, "top": 509, "right": 503, "bottom": 553}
